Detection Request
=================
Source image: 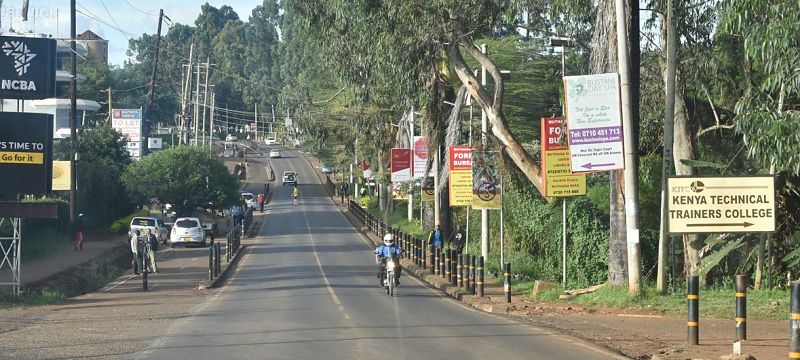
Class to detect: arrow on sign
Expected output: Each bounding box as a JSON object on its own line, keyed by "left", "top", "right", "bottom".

{"left": 581, "top": 162, "right": 615, "bottom": 169}
{"left": 687, "top": 222, "right": 754, "bottom": 228}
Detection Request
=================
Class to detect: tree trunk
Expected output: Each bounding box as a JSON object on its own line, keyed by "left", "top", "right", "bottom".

{"left": 673, "top": 80, "right": 702, "bottom": 277}
{"left": 754, "top": 234, "right": 766, "bottom": 289}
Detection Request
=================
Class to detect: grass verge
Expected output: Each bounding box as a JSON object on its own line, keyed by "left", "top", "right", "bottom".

{"left": 0, "top": 289, "right": 66, "bottom": 309}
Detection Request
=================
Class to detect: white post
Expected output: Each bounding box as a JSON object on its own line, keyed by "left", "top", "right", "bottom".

{"left": 434, "top": 146, "right": 440, "bottom": 226}
{"left": 202, "top": 58, "right": 209, "bottom": 146}
{"left": 480, "top": 43, "right": 489, "bottom": 260}
{"left": 194, "top": 62, "right": 200, "bottom": 147}
{"left": 255, "top": 103, "right": 258, "bottom": 142}
{"left": 615, "top": 0, "right": 641, "bottom": 294}
{"left": 562, "top": 198, "right": 568, "bottom": 288}
{"left": 408, "top": 107, "right": 414, "bottom": 222}
{"left": 209, "top": 92, "right": 215, "bottom": 147}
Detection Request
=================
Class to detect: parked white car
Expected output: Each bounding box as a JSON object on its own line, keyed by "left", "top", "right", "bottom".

{"left": 241, "top": 192, "right": 257, "bottom": 209}
{"left": 129, "top": 217, "right": 168, "bottom": 244}
{"left": 169, "top": 217, "right": 206, "bottom": 247}
{"left": 269, "top": 149, "right": 281, "bottom": 158}
{"left": 265, "top": 136, "right": 277, "bottom": 145}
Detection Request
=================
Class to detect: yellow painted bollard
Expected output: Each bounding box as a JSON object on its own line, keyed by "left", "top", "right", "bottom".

{"left": 688, "top": 275, "right": 699, "bottom": 346}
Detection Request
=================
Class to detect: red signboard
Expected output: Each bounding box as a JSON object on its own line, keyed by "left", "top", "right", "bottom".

{"left": 449, "top": 146, "right": 472, "bottom": 170}
{"left": 391, "top": 148, "right": 411, "bottom": 182}
{"left": 543, "top": 117, "right": 567, "bottom": 151}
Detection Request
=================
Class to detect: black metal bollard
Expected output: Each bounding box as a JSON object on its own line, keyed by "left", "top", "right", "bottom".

{"left": 208, "top": 245, "right": 214, "bottom": 281}
{"left": 465, "top": 255, "right": 471, "bottom": 292}
{"left": 504, "top": 262, "right": 512, "bottom": 303}
{"left": 457, "top": 254, "right": 463, "bottom": 288}
{"left": 445, "top": 249, "right": 451, "bottom": 282}
{"left": 688, "top": 275, "right": 699, "bottom": 346}
{"left": 791, "top": 282, "right": 800, "bottom": 359}
{"left": 413, "top": 238, "right": 419, "bottom": 266}
{"left": 216, "top": 242, "right": 222, "bottom": 275}
{"left": 226, "top": 233, "right": 231, "bottom": 262}
{"left": 470, "top": 255, "right": 476, "bottom": 295}
{"left": 735, "top": 275, "right": 747, "bottom": 341}
{"left": 477, "top": 256, "right": 484, "bottom": 297}
{"left": 434, "top": 248, "right": 440, "bottom": 275}
{"left": 440, "top": 248, "right": 446, "bottom": 278}
{"left": 421, "top": 241, "right": 426, "bottom": 270}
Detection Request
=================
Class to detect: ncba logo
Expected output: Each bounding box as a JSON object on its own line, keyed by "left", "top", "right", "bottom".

{"left": 2, "top": 40, "right": 37, "bottom": 76}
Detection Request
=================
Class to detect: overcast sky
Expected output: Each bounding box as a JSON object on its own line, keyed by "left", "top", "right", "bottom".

{"left": 1, "top": 0, "right": 263, "bottom": 65}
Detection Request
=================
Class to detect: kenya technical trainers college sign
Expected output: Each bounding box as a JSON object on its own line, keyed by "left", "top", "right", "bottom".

{"left": 0, "top": 35, "right": 56, "bottom": 99}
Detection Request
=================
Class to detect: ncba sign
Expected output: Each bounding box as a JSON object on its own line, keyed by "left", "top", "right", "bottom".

{"left": 0, "top": 36, "right": 56, "bottom": 99}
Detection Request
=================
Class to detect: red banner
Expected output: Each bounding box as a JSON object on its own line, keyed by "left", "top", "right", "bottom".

{"left": 449, "top": 146, "right": 472, "bottom": 170}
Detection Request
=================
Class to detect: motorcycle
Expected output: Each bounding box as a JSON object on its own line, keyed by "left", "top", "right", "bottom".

{"left": 382, "top": 257, "right": 397, "bottom": 297}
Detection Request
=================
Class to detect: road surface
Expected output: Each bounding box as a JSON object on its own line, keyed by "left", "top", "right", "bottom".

{"left": 131, "top": 146, "right": 624, "bottom": 360}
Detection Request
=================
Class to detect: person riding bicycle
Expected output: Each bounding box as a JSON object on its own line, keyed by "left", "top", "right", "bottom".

{"left": 375, "top": 233, "right": 402, "bottom": 286}
{"left": 292, "top": 185, "right": 300, "bottom": 205}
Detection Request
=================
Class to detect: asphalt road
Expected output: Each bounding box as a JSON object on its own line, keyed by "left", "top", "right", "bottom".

{"left": 130, "top": 146, "right": 625, "bottom": 360}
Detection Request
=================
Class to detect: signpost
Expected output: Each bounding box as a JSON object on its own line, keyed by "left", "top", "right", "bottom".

{"left": 112, "top": 108, "right": 143, "bottom": 159}
{"left": 0, "top": 113, "right": 54, "bottom": 197}
{"left": 412, "top": 136, "right": 427, "bottom": 178}
{"left": 472, "top": 149, "right": 502, "bottom": 209}
{"left": 448, "top": 146, "right": 472, "bottom": 207}
{"left": 667, "top": 176, "right": 776, "bottom": 233}
{"left": 0, "top": 35, "right": 57, "bottom": 100}
{"left": 541, "top": 117, "right": 587, "bottom": 197}
{"left": 564, "top": 73, "right": 624, "bottom": 173}
{"left": 390, "top": 148, "right": 411, "bottom": 182}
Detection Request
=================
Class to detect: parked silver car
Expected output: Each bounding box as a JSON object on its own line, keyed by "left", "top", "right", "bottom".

{"left": 169, "top": 217, "right": 206, "bottom": 247}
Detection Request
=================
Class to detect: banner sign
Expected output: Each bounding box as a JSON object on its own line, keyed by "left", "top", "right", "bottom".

{"left": 421, "top": 175, "right": 435, "bottom": 201}
{"left": 666, "top": 176, "right": 776, "bottom": 233}
{"left": 541, "top": 117, "right": 586, "bottom": 197}
{"left": 390, "top": 148, "right": 411, "bottom": 182}
{"left": 0, "top": 35, "right": 57, "bottom": 99}
{"left": 412, "top": 136, "right": 427, "bottom": 178}
{"left": 0, "top": 112, "right": 54, "bottom": 196}
{"left": 52, "top": 160, "right": 71, "bottom": 191}
{"left": 564, "top": 73, "right": 624, "bottom": 173}
{"left": 448, "top": 146, "right": 472, "bottom": 207}
{"left": 112, "top": 108, "right": 142, "bottom": 158}
{"left": 472, "top": 149, "right": 502, "bottom": 209}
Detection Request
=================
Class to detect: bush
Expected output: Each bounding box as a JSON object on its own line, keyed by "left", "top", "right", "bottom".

{"left": 109, "top": 209, "right": 149, "bottom": 235}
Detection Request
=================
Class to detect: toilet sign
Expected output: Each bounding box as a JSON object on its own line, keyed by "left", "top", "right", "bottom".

{"left": 666, "top": 176, "right": 776, "bottom": 233}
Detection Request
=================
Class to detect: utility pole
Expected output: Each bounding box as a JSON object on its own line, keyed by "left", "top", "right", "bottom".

{"left": 179, "top": 43, "right": 193, "bottom": 145}
{"left": 69, "top": 0, "right": 77, "bottom": 227}
{"left": 144, "top": 9, "right": 166, "bottom": 153}
{"left": 106, "top": 87, "right": 112, "bottom": 124}
{"left": 209, "top": 92, "right": 215, "bottom": 147}
{"left": 194, "top": 62, "right": 200, "bottom": 147}
{"left": 615, "top": 0, "right": 642, "bottom": 294}
{"left": 408, "top": 107, "right": 414, "bottom": 223}
{"left": 201, "top": 58, "right": 209, "bottom": 146}
{"left": 271, "top": 104, "right": 276, "bottom": 136}
{"left": 657, "top": 0, "right": 677, "bottom": 294}
{"left": 255, "top": 103, "right": 258, "bottom": 141}
{"left": 480, "top": 43, "right": 489, "bottom": 260}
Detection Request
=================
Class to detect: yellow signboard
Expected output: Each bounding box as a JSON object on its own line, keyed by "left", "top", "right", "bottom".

{"left": 448, "top": 146, "right": 472, "bottom": 207}
{"left": 667, "top": 176, "right": 776, "bottom": 233}
{"left": 52, "top": 161, "right": 71, "bottom": 191}
{"left": 541, "top": 117, "right": 586, "bottom": 197}
{"left": 0, "top": 151, "right": 44, "bottom": 164}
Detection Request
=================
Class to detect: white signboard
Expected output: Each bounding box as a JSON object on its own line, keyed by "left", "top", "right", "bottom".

{"left": 148, "top": 138, "right": 162, "bottom": 149}
{"left": 111, "top": 108, "right": 142, "bottom": 158}
{"left": 667, "top": 176, "right": 776, "bottom": 233}
{"left": 126, "top": 141, "right": 140, "bottom": 150}
{"left": 412, "top": 136, "right": 427, "bottom": 178}
{"left": 564, "top": 73, "right": 624, "bottom": 172}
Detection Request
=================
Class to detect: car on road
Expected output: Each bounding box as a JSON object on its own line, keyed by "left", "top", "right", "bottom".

{"left": 321, "top": 164, "right": 333, "bottom": 174}
{"left": 265, "top": 136, "right": 277, "bottom": 145}
{"left": 241, "top": 192, "right": 257, "bottom": 209}
{"left": 169, "top": 217, "right": 206, "bottom": 247}
{"left": 282, "top": 171, "right": 297, "bottom": 186}
{"left": 269, "top": 149, "right": 281, "bottom": 158}
{"left": 225, "top": 134, "right": 238, "bottom": 142}
{"left": 129, "top": 217, "right": 168, "bottom": 244}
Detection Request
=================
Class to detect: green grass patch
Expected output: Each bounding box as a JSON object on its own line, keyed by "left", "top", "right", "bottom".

{"left": 0, "top": 289, "right": 66, "bottom": 309}
{"left": 524, "top": 283, "right": 789, "bottom": 320}
{"left": 362, "top": 197, "right": 429, "bottom": 239}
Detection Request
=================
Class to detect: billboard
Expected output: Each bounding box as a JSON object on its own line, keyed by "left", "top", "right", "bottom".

{"left": 564, "top": 73, "right": 624, "bottom": 173}
{"left": 448, "top": 146, "right": 472, "bottom": 207}
{"left": 472, "top": 149, "right": 502, "bottom": 209}
{"left": 412, "top": 136, "right": 427, "bottom": 178}
{"left": 390, "top": 148, "right": 411, "bottom": 182}
{"left": 541, "top": 117, "right": 586, "bottom": 197}
{"left": 0, "top": 35, "right": 57, "bottom": 99}
{"left": 0, "top": 112, "right": 54, "bottom": 196}
{"left": 112, "top": 108, "right": 142, "bottom": 158}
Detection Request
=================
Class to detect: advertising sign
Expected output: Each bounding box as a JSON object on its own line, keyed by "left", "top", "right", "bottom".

{"left": 541, "top": 117, "right": 586, "bottom": 197}
{"left": 390, "top": 148, "right": 411, "bottom": 182}
{"left": 112, "top": 108, "right": 142, "bottom": 158}
{"left": 421, "top": 175, "right": 435, "bottom": 201}
{"left": 0, "top": 112, "right": 53, "bottom": 196}
{"left": 0, "top": 35, "right": 57, "bottom": 99}
{"left": 472, "top": 149, "right": 502, "bottom": 209}
{"left": 448, "top": 146, "right": 472, "bottom": 207}
{"left": 564, "top": 73, "right": 624, "bottom": 173}
{"left": 666, "top": 176, "right": 776, "bottom": 233}
{"left": 148, "top": 137, "right": 163, "bottom": 150}
{"left": 412, "top": 136, "right": 428, "bottom": 178}
{"left": 52, "top": 160, "right": 70, "bottom": 191}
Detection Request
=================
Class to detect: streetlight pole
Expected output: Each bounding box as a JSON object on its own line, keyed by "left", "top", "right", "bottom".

{"left": 408, "top": 107, "right": 414, "bottom": 223}
{"left": 551, "top": 36, "right": 574, "bottom": 289}
{"left": 69, "top": 0, "right": 77, "bottom": 227}
{"left": 480, "top": 44, "right": 489, "bottom": 260}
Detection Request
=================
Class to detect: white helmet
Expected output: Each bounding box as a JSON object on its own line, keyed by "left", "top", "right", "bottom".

{"left": 383, "top": 233, "right": 394, "bottom": 246}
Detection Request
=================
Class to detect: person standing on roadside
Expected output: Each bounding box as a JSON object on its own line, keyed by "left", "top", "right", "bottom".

{"left": 257, "top": 193, "right": 265, "bottom": 212}
{"left": 450, "top": 224, "right": 465, "bottom": 255}
{"left": 231, "top": 203, "right": 242, "bottom": 226}
{"left": 130, "top": 229, "right": 143, "bottom": 275}
{"left": 145, "top": 229, "right": 159, "bottom": 274}
{"left": 427, "top": 223, "right": 443, "bottom": 251}
{"left": 73, "top": 214, "right": 84, "bottom": 251}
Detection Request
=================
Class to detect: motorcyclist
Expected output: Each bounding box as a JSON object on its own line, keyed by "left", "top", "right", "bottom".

{"left": 375, "top": 233, "right": 402, "bottom": 286}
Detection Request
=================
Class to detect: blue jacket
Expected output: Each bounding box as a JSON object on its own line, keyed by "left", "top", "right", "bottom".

{"left": 375, "top": 245, "right": 402, "bottom": 258}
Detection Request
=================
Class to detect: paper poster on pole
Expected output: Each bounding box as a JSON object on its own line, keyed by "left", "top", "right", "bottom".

{"left": 564, "top": 73, "right": 624, "bottom": 173}
{"left": 541, "top": 117, "right": 586, "bottom": 197}
{"left": 390, "top": 148, "right": 412, "bottom": 182}
{"left": 448, "top": 146, "right": 472, "bottom": 206}
{"left": 472, "top": 149, "right": 502, "bottom": 209}
{"left": 51, "top": 161, "right": 71, "bottom": 191}
{"left": 412, "top": 136, "right": 427, "bottom": 178}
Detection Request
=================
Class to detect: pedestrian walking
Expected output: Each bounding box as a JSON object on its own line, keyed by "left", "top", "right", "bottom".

{"left": 428, "top": 223, "right": 443, "bottom": 250}
{"left": 339, "top": 184, "right": 346, "bottom": 203}
{"left": 451, "top": 224, "right": 465, "bottom": 255}
{"left": 257, "top": 193, "right": 265, "bottom": 212}
{"left": 73, "top": 214, "right": 84, "bottom": 251}
{"left": 130, "top": 229, "right": 143, "bottom": 275}
{"left": 145, "top": 229, "right": 159, "bottom": 273}
{"left": 231, "top": 204, "right": 242, "bottom": 226}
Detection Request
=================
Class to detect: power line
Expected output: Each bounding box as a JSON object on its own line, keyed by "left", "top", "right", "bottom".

{"left": 123, "top": 0, "right": 159, "bottom": 17}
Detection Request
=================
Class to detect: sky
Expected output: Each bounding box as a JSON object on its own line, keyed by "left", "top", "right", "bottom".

{"left": 1, "top": 0, "right": 263, "bottom": 65}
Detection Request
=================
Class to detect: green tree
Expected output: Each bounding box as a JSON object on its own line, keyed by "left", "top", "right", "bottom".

{"left": 122, "top": 146, "right": 239, "bottom": 213}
